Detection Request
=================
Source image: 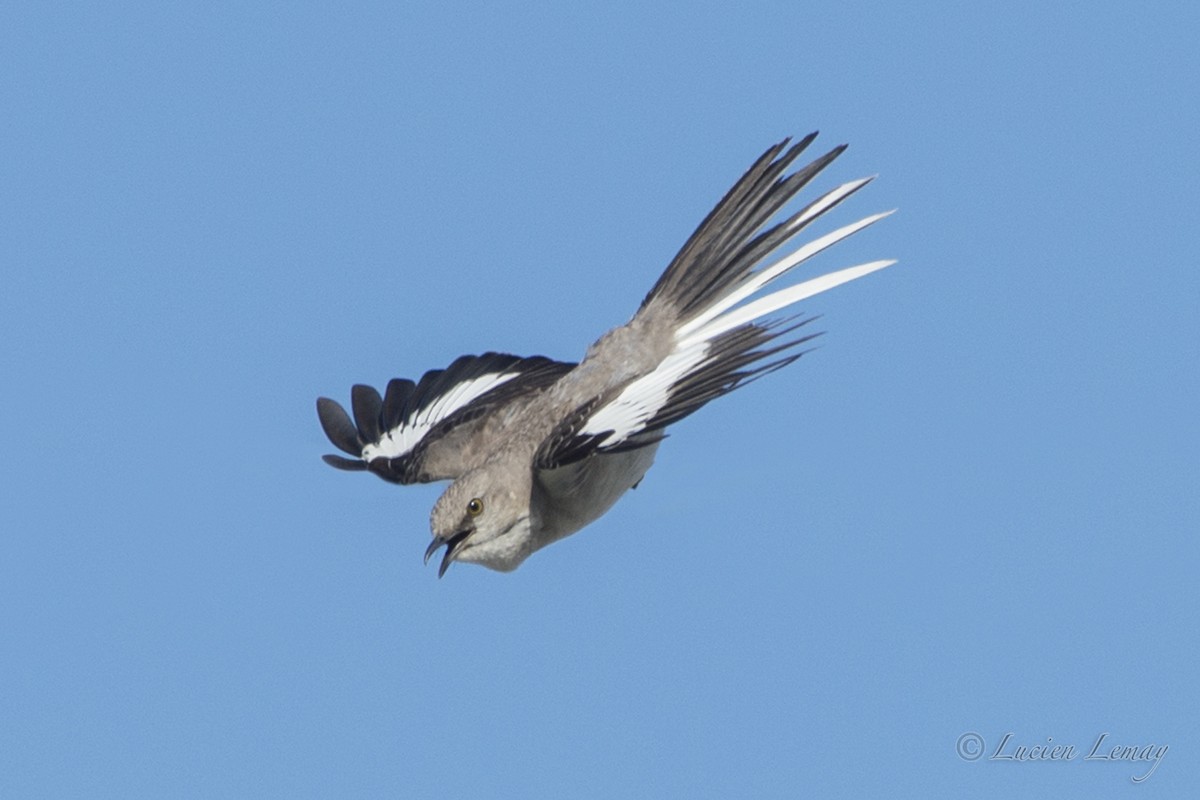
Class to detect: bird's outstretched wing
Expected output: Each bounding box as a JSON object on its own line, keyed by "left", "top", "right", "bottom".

{"left": 318, "top": 352, "right": 575, "bottom": 483}
{"left": 535, "top": 133, "right": 894, "bottom": 470}
{"left": 533, "top": 319, "right": 817, "bottom": 469}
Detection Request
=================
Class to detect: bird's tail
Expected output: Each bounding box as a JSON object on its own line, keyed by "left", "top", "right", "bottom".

{"left": 636, "top": 133, "right": 894, "bottom": 340}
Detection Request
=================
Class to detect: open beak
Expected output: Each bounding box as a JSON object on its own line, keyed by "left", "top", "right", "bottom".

{"left": 424, "top": 529, "right": 473, "bottom": 578}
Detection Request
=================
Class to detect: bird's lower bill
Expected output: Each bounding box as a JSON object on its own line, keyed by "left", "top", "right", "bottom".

{"left": 423, "top": 515, "right": 534, "bottom": 576}
{"left": 425, "top": 529, "right": 473, "bottom": 578}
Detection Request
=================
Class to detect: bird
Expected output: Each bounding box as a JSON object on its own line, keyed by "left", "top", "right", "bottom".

{"left": 316, "top": 133, "right": 894, "bottom": 577}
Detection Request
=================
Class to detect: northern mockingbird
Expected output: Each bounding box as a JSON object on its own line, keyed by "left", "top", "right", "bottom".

{"left": 317, "top": 133, "right": 894, "bottom": 577}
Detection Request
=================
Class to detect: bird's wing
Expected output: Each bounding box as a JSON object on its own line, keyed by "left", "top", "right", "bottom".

{"left": 532, "top": 322, "right": 809, "bottom": 469}
{"left": 318, "top": 352, "right": 575, "bottom": 483}
{"left": 536, "top": 133, "right": 893, "bottom": 469}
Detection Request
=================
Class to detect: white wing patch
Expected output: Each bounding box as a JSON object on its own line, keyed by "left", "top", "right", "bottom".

{"left": 580, "top": 343, "right": 710, "bottom": 446}
{"left": 362, "top": 371, "right": 521, "bottom": 460}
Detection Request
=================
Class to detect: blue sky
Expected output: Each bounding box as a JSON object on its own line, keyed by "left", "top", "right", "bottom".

{"left": 3, "top": 1, "right": 1197, "bottom": 797}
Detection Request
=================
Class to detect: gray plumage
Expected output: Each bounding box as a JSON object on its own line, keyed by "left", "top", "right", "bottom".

{"left": 317, "top": 134, "right": 895, "bottom": 576}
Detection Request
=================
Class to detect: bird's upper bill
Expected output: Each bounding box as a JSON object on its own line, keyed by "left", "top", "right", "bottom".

{"left": 424, "top": 529, "right": 473, "bottom": 578}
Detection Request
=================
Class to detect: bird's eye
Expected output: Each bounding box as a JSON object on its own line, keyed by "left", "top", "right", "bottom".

{"left": 466, "top": 498, "right": 484, "bottom": 517}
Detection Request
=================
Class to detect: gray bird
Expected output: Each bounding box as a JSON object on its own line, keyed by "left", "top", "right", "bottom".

{"left": 317, "top": 133, "right": 894, "bottom": 577}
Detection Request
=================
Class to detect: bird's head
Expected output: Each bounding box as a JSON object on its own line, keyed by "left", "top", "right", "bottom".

{"left": 426, "top": 468, "right": 534, "bottom": 577}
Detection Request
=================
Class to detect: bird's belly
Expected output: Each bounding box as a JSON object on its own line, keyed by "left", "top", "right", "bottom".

{"left": 533, "top": 442, "right": 661, "bottom": 547}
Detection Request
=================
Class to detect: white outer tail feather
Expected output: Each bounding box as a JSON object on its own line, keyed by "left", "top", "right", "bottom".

{"left": 680, "top": 256, "right": 896, "bottom": 348}
{"left": 676, "top": 178, "right": 895, "bottom": 345}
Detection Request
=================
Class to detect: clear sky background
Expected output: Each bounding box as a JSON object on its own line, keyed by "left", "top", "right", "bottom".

{"left": 3, "top": 2, "right": 1197, "bottom": 797}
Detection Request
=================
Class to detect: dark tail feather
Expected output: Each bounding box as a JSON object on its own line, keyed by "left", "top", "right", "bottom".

{"left": 639, "top": 134, "right": 847, "bottom": 322}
